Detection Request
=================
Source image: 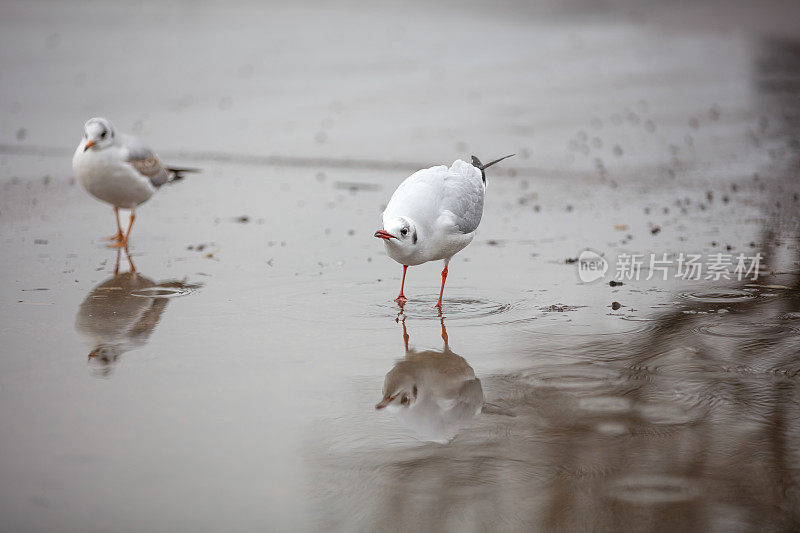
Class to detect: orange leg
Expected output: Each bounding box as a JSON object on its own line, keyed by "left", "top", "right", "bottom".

{"left": 440, "top": 316, "right": 448, "bottom": 348}
{"left": 113, "top": 248, "right": 121, "bottom": 276}
{"left": 112, "top": 247, "right": 136, "bottom": 276}
{"left": 434, "top": 264, "right": 448, "bottom": 308}
{"left": 395, "top": 265, "right": 408, "bottom": 303}
{"left": 104, "top": 207, "right": 125, "bottom": 244}
{"left": 401, "top": 315, "right": 409, "bottom": 352}
{"left": 124, "top": 247, "right": 137, "bottom": 276}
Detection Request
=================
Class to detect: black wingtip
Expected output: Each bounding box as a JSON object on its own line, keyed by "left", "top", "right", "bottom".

{"left": 167, "top": 167, "right": 201, "bottom": 182}
{"left": 476, "top": 154, "right": 515, "bottom": 170}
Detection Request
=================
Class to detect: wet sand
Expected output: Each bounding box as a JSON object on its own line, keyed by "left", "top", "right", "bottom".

{"left": 1, "top": 0, "right": 799, "bottom": 531}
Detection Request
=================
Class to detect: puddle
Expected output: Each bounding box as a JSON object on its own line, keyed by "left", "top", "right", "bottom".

{"left": 1, "top": 2, "right": 799, "bottom": 531}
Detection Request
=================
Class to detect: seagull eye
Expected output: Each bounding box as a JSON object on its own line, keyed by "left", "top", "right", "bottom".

{"left": 100, "top": 131, "right": 106, "bottom": 139}
{"left": 400, "top": 395, "right": 409, "bottom": 405}
{"left": 401, "top": 228, "right": 408, "bottom": 236}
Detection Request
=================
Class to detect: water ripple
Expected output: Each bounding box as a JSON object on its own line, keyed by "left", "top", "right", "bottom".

{"left": 678, "top": 288, "right": 757, "bottom": 304}
{"left": 130, "top": 283, "right": 201, "bottom": 299}
{"left": 693, "top": 322, "right": 800, "bottom": 339}
{"left": 605, "top": 474, "right": 700, "bottom": 504}
{"left": 520, "top": 364, "right": 625, "bottom": 392}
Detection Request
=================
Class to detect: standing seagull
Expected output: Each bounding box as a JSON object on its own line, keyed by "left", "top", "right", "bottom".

{"left": 374, "top": 154, "right": 513, "bottom": 307}
{"left": 72, "top": 117, "right": 197, "bottom": 249}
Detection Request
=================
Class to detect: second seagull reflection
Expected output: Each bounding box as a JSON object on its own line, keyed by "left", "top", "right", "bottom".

{"left": 376, "top": 316, "right": 484, "bottom": 444}
{"left": 74, "top": 250, "right": 200, "bottom": 376}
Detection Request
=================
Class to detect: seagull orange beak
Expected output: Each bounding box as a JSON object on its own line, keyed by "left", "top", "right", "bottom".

{"left": 84, "top": 140, "right": 96, "bottom": 151}
{"left": 374, "top": 230, "right": 396, "bottom": 240}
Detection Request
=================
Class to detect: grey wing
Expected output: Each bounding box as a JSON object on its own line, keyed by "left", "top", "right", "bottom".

{"left": 440, "top": 162, "right": 485, "bottom": 234}
{"left": 122, "top": 134, "right": 170, "bottom": 187}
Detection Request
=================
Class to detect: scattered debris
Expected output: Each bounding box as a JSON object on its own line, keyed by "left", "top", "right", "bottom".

{"left": 609, "top": 280, "right": 623, "bottom": 287}
{"left": 540, "top": 304, "right": 582, "bottom": 313}
{"left": 611, "top": 301, "right": 623, "bottom": 310}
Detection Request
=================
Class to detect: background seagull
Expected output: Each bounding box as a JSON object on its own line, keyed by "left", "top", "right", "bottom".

{"left": 72, "top": 117, "right": 198, "bottom": 249}
{"left": 374, "top": 154, "right": 514, "bottom": 307}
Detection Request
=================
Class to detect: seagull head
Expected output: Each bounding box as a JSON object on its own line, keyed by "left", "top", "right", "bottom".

{"left": 374, "top": 216, "right": 418, "bottom": 249}
{"left": 82, "top": 117, "right": 117, "bottom": 152}
{"left": 88, "top": 344, "right": 121, "bottom": 364}
{"left": 376, "top": 370, "right": 418, "bottom": 412}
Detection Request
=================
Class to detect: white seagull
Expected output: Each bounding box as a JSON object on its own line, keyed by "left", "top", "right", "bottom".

{"left": 72, "top": 117, "right": 197, "bottom": 249}
{"left": 374, "top": 154, "right": 514, "bottom": 307}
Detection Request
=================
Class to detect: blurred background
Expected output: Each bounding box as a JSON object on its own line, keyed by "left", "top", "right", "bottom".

{"left": 1, "top": 0, "right": 799, "bottom": 531}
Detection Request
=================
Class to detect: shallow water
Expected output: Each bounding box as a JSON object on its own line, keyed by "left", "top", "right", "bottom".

{"left": 1, "top": 0, "right": 800, "bottom": 531}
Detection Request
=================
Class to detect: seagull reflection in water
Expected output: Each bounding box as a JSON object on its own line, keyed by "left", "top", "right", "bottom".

{"left": 376, "top": 314, "right": 484, "bottom": 444}
{"left": 74, "top": 249, "right": 198, "bottom": 376}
